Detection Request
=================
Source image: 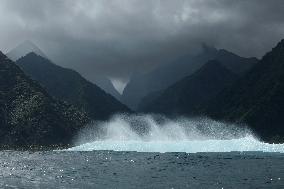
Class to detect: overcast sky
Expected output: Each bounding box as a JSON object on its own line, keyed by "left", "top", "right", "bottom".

{"left": 0, "top": 0, "right": 283, "bottom": 83}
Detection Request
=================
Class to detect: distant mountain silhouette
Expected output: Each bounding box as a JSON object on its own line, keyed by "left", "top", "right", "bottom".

{"left": 86, "top": 75, "right": 122, "bottom": 101}
{"left": 0, "top": 51, "right": 89, "bottom": 146}
{"left": 139, "top": 60, "right": 238, "bottom": 115}
{"left": 201, "top": 39, "right": 284, "bottom": 142}
{"left": 6, "top": 40, "right": 47, "bottom": 61}
{"left": 16, "top": 53, "right": 130, "bottom": 120}
{"left": 7, "top": 41, "right": 121, "bottom": 100}
{"left": 122, "top": 45, "right": 257, "bottom": 109}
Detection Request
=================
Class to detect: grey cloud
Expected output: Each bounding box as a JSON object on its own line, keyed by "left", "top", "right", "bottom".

{"left": 0, "top": 0, "right": 283, "bottom": 81}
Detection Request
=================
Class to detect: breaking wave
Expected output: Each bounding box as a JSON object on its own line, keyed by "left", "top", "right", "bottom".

{"left": 67, "top": 114, "right": 284, "bottom": 153}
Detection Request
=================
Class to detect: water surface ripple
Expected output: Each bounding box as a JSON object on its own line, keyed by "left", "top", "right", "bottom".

{"left": 0, "top": 151, "right": 284, "bottom": 188}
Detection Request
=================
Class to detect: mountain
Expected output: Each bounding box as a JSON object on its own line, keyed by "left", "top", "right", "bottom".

{"left": 202, "top": 39, "right": 284, "bottom": 142}
{"left": 6, "top": 40, "right": 47, "bottom": 61}
{"left": 0, "top": 51, "right": 89, "bottom": 146}
{"left": 16, "top": 53, "right": 130, "bottom": 120}
{"left": 86, "top": 75, "right": 121, "bottom": 101}
{"left": 8, "top": 41, "right": 121, "bottom": 100}
{"left": 138, "top": 60, "right": 238, "bottom": 115}
{"left": 122, "top": 45, "right": 257, "bottom": 110}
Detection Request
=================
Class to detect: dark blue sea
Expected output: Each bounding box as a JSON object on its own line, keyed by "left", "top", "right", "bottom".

{"left": 2, "top": 115, "right": 284, "bottom": 188}
{"left": 1, "top": 150, "right": 284, "bottom": 189}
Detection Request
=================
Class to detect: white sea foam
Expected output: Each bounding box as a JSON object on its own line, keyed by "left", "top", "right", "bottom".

{"left": 67, "top": 114, "right": 284, "bottom": 153}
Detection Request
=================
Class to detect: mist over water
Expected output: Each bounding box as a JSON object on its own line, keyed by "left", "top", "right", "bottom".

{"left": 68, "top": 114, "right": 284, "bottom": 153}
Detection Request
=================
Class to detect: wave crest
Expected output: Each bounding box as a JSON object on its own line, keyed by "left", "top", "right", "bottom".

{"left": 67, "top": 114, "right": 284, "bottom": 153}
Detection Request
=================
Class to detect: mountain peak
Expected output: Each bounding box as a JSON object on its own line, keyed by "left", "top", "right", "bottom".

{"left": 198, "top": 60, "right": 229, "bottom": 74}
{"left": 0, "top": 50, "right": 5, "bottom": 58}
{"left": 201, "top": 43, "right": 218, "bottom": 54}
{"left": 203, "top": 59, "right": 223, "bottom": 67}
{"left": 274, "top": 39, "right": 284, "bottom": 50}
{"left": 138, "top": 59, "right": 237, "bottom": 115}
{"left": 218, "top": 48, "right": 233, "bottom": 54}
{"left": 24, "top": 51, "right": 42, "bottom": 59}
{"left": 6, "top": 40, "right": 47, "bottom": 61}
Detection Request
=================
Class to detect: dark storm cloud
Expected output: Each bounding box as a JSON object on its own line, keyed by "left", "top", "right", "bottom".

{"left": 0, "top": 0, "right": 283, "bottom": 81}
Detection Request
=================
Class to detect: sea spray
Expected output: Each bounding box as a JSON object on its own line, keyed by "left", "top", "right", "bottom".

{"left": 67, "top": 114, "right": 284, "bottom": 153}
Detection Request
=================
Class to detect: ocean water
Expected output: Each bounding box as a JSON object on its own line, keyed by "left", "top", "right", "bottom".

{"left": 0, "top": 151, "right": 284, "bottom": 188}
{"left": 1, "top": 115, "right": 284, "bottom": 188}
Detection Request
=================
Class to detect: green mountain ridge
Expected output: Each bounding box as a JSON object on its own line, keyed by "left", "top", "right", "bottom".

{"left": 0, "top": 51, "right": 90, "bottom": 146}
{"left": 16, "top": 53, "right": 131, "bottom": 121}
{"left": 122, "top": 45, "right": 257, "bottom": 110}
{"left": 201, "top": 39, "right": 284, "bottom": 142}
{"left": 139, "top": 60, "right": 238, "bottom": 115}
